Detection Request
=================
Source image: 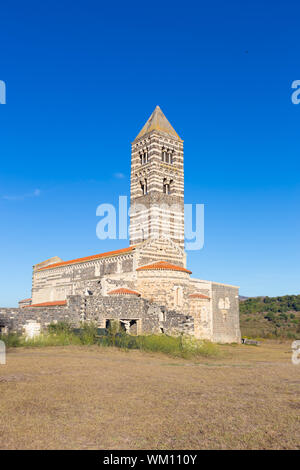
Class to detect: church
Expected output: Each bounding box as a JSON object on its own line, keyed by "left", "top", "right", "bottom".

{"left": 3, "top": 106, "right": 241, "bottom": 343}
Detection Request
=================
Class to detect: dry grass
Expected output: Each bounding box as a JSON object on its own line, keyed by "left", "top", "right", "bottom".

{"left": 0, "top": 341, "right": 299, "bottom": 449}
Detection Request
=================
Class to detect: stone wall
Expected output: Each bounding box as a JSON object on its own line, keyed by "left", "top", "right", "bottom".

{"left": 135, "top": 238, "right": 186, "bottom": 268}
{"left": 0, "top": 295, "right": 82, "bottom": 333}
{"left": 189, "top": 298, "right": 212, "bottom": 340}
{"left": 30, "top": 238, "right": 187, "bottom": 306}
{"left": 84, "top": 294, "right": 194, "bottom": 336}
{"left": 0, "top": 293, "right": 194, "bottom": 337}
{"left": 136, "top": 269, "right": 191, "bottom": 314}
{"left": 1, "top": 281, "right": 240, "bottom": 343}
{"left": 211, "top": 283, "right": 241, "bottom": 343}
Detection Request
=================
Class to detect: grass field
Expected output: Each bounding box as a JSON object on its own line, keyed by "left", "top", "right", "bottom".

{"left": 0, "top": 341, "right": 299, "bottom": 449}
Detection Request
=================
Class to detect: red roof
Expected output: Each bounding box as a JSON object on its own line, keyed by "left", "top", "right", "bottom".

{"left": 27, "top": 301, "right": 67, "bottom": 307}
{"left": 37, "top": 246, "right": 135, "bottom": 271}
{"left": 189, "top": 293, "right": 210, "bottom": 300}
{"left": 137, "top": 261, "right": 192, "bottom": 274}
{"left": 19, "top": 298, "right": 32, "bottom": 302}
{"left": 108, "top": 288, "right": 140, "bottom": 296}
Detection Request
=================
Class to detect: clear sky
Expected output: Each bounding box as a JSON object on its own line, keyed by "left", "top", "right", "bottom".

{"left": 0, "top": 0, "right": 299, "bottom": 306}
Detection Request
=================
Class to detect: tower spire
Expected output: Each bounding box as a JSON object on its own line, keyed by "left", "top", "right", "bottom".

{"left": 134, "top": 105, "right": 182, "bottom": 141}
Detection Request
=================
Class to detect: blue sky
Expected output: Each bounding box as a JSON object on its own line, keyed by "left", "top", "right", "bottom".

{"left": 0, "top": 0, "right": 299, "bottom": 306}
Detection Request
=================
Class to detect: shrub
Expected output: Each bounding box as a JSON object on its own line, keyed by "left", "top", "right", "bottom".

{"left": 0, "top": 333, "right": 22, "bottom": 348}
{"left": 20, "top": 332, "right": 82, "bottom": 347}
{"left": 106, "top": 320, "right": 122, "bottom": 347}
{"left": 78, "top": 322, "right": 98, "bottom": 345}
{"left": 48, "top": 321, "right": 73, "bottom": 334}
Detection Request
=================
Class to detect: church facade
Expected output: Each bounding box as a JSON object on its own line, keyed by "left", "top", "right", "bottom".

{"left": 1, "top": 107, "right": 241, "bottom": 343}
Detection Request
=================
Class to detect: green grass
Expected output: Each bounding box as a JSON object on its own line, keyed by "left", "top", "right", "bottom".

{"left": 0, "top": 321, "right": 98, "bottom": 348}
{"left": 135, "top": 334, "right": 219, "bottom": 358}
{"left": 98, "top": 331, "right": 219, "bottom": 358}
{"left": 0, "top": 322, "right": 219, "bottom": 359}
{"left": 0, "top": 332, "right": 82, "bottom": 348}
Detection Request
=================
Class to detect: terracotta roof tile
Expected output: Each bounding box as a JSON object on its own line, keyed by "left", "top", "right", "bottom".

{"left": 108, "top": 288, "right": 140, "bottom": 296}
{"left": 137, "top": 261, "right": 192, "bottom": 274}
{"left": 27, "top": 301, "right": 67, "bottom": 307}
{"left": 37, "top": 246, "right": 135, "bottom": 271}
{"left": 19, "top": 298, "right": 32, "bottom": 302}
{"left": 189, "top": 293, "right": 210, "bottom": 300}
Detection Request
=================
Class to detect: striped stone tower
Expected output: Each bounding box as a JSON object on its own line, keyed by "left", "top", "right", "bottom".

{"left": 129, "top": 106, "right": 184, "bottom": 248}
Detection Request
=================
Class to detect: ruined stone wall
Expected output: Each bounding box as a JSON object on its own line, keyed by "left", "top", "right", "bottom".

{"left": 211, "top": 283, "right": 241, "bottom": 343}
{"left": 0, "top": 293, "right": 194, "bottom": 337}
{"left": 84, "top": 295, "right": 194, "bottom": 336}
{"left": 0, "top": 295, "right": 82, "bottom": 333}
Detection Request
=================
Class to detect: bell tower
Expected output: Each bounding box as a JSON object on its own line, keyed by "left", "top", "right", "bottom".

{"left": 129, "top": 106, "right": 184, "bottom": 248}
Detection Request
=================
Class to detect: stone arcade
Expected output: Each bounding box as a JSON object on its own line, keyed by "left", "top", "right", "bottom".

{"left": 0, "top": 106, "right": 241, "bottom": 343}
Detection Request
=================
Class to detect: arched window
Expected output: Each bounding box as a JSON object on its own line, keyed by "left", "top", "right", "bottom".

{"left": 140, "top": 150, "right": 148, "bottom": 165}
{"left": 158, "top": 310, "right": 165, "bottom": 322}
{"left": 161, "top": 148, "right": 173, "bottom": 164}
{"left": 163, "top": 178, "right": 172, "bottom": 195}
{"left": 140, "top": 179, "right": 148, "bottom": 195}
{"left": 174, "top": 286, "right": 183, "bottom": 307}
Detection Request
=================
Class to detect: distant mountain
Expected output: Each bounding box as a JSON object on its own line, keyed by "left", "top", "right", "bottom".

{"left": 239, "top": 296, "right": 249, "bottom": 301}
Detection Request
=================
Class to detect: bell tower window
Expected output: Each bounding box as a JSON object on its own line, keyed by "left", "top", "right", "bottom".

{"left": 140, "top": 150, "right": 148, "bottom": 165}
{"left": 140, "top": 179, "right": 148, "bottom": 195}
{"left": 161, "top": 148, "right": 173, "bottom": 164}
{"left": 163, "top": 178, "right": 170, "bottom": 195}
{"left": 163, "top": 178, "right": 173, "bottom": 195}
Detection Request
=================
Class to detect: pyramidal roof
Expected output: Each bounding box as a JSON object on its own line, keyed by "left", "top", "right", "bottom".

{"left": 134, "top": 106, "right": 182, "bottom": 141}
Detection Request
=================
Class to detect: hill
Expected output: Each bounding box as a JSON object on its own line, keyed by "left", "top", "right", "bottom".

{"left": 239, "top": 295, "right": 300, "bottom": 339}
